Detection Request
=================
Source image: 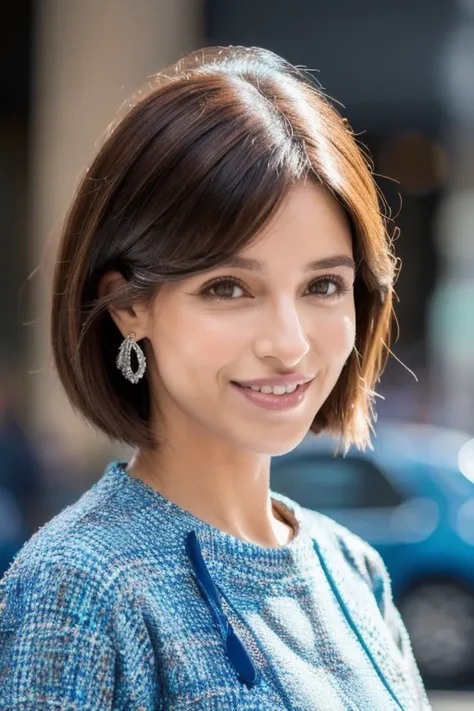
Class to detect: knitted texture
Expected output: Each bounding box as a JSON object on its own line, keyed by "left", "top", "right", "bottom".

{"left": 0, "top": 462, "right": 431, "bottom": 710}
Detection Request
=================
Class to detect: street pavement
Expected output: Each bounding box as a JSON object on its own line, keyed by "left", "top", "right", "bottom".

{"left": 429, "top": 692, "right": 474, "bottom": 710}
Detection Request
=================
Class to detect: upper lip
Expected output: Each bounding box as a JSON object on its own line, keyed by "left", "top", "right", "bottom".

{"left": 233, "top": 374, "right": 315, "bottom": 387}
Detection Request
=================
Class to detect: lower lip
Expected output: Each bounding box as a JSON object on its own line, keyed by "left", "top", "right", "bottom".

{"left": 232, "top": 381, "right": 313, "bottom": 411}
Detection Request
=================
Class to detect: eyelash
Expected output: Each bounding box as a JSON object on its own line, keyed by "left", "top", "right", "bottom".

{"left": 198, "top": 275, "right": 350, "bottom": 301}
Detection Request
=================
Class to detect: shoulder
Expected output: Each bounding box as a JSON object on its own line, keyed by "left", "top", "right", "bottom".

{"left": 300, "top": 505, "right": 390, "bottom": 613}
{"left": 0, "top": 463, "right": 163, "bottom": 650}
{"left": 273, "top": 488, "right": 386, "bottom": 590}
{"left": 0, "top": 471, "right": 129, "bottom": 710}
{"left": 1, "top": 463, "right": 149, "bottom": 605}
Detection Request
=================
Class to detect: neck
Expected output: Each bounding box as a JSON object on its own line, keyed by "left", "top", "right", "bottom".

{"left": 128, "top": 430, "right": 294, "bottom": 548}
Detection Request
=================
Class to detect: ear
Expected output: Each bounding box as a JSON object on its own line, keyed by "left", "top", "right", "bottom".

{"left": 98, "top": 270, "right": 149, "bottom": 340}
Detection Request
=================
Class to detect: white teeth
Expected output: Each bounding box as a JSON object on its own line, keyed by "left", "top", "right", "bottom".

{"left": 246, "top": 383, "right": 301, "bottom": 395}
{"left": 271, "top": 385, "right": 287, "bottom": 395}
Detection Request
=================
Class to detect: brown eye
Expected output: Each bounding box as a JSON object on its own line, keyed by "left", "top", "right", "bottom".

{"left": 200, "top": 278, "right": 247, "bottom": 300}
{"left": 306, "top": 275, "right": 348, "bottom": 299}
{"left": 308, "top": 279, "right": 337, "bottom": 295}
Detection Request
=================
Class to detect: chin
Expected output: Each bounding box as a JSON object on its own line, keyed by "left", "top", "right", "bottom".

{"left": 242, "top": 427, "right": 312, "bottom": 458}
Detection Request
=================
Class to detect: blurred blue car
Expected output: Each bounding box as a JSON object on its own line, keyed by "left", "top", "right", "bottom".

{"left": 270, "top": 421, "right": 474, "bottom": 688}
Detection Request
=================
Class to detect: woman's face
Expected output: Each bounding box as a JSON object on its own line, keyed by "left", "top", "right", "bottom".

{"left": 145, "top": 182, "right": 356, "bottom": 455}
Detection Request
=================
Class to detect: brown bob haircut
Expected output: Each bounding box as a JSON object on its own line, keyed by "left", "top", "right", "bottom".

{"left": 51, "top": 46, "right": 396, "bottom": 452}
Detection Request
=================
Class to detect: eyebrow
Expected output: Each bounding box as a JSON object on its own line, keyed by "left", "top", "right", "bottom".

{"left": 217, "top": 254, "right": 356, "bottom": 273}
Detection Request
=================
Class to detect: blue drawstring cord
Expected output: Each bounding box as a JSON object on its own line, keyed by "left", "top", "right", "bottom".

{"left": 185, "top": 531, "right": 259, "bottom": 689}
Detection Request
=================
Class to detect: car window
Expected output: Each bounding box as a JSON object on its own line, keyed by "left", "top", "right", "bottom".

{"left": 270, "top": 454, "right": 404, "bottom": 510}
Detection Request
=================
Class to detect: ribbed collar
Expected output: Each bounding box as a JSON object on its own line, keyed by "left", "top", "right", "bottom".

{"left": 104, "top": 461, "right": 317, "bottom": 583}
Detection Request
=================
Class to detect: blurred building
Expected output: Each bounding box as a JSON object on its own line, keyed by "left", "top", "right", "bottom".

{"left": 1, "top": 0, "right": 203, "bottom": 482}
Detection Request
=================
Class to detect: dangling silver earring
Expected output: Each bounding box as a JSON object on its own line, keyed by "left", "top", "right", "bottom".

{"left": 116, "top": 332, "right": 146, "bottom": 384}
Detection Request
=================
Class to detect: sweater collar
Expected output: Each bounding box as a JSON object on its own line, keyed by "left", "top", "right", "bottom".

{"left": 106, "top": 460, "right": 317, "bottom": 583}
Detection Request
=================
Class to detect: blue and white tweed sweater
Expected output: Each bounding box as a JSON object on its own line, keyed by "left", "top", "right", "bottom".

{"left": 0, "top": 462, "right": 431, "bottom": 710}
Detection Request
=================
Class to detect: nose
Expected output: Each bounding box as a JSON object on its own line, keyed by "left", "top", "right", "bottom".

{"left": 253, "top": 299, "right": 310, "bottom": 368}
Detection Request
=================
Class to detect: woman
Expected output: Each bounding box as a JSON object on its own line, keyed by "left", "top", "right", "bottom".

{"left": 0, "top": 47, "right": 430, "bottom": 710}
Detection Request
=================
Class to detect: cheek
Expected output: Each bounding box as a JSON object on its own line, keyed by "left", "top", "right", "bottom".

{"left": 342, "top": 313, "right": 356, "bottom": 352}
{"left": 150, "top": 307, "right": 244, "bottom": 375}
{"left": 313, "top": 309, "right": 356, "bottom": 364}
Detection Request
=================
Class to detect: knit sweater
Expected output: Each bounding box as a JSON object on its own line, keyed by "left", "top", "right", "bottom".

{"left": 0, "top": 461, "right": 431, "bottom": 711}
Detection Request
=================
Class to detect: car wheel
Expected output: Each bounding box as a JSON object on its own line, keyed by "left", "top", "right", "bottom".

{"left": 399, "top": 581, "right": 474, "bottom": 688}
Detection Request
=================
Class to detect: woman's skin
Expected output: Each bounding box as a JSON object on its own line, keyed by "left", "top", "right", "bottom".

{"left": 100, "top": 182, "right": 356, "bottom": 548}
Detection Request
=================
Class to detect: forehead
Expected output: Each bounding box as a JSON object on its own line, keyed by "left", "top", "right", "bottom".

{"left": 241, "top": 182, "right": 353, "bottom": 261}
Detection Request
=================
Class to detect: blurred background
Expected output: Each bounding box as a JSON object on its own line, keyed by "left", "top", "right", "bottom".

{"left": 1, "top": 1, "right": 473, "bottom": 706}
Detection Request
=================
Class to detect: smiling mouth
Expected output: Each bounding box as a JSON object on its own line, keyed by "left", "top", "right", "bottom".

{"left": 234, "top": 383, "right": 302, "bottom": 395}
{"left": 231, "top": 379, "right": 314, "bottom": 411}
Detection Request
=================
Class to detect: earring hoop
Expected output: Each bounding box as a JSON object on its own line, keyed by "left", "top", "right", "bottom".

{"left": 116, "top": 332, "right": 146, "bottom": 384}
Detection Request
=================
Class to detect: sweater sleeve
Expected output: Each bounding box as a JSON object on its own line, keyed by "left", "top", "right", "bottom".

{"left": 361, "top": 543, "right": 431, "bottom": 711}
{"left": 322, "top": 515, "right": 432, "bottom": 710}
{"left": 0, "top": 559, "right": 116, "bottom": 710}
